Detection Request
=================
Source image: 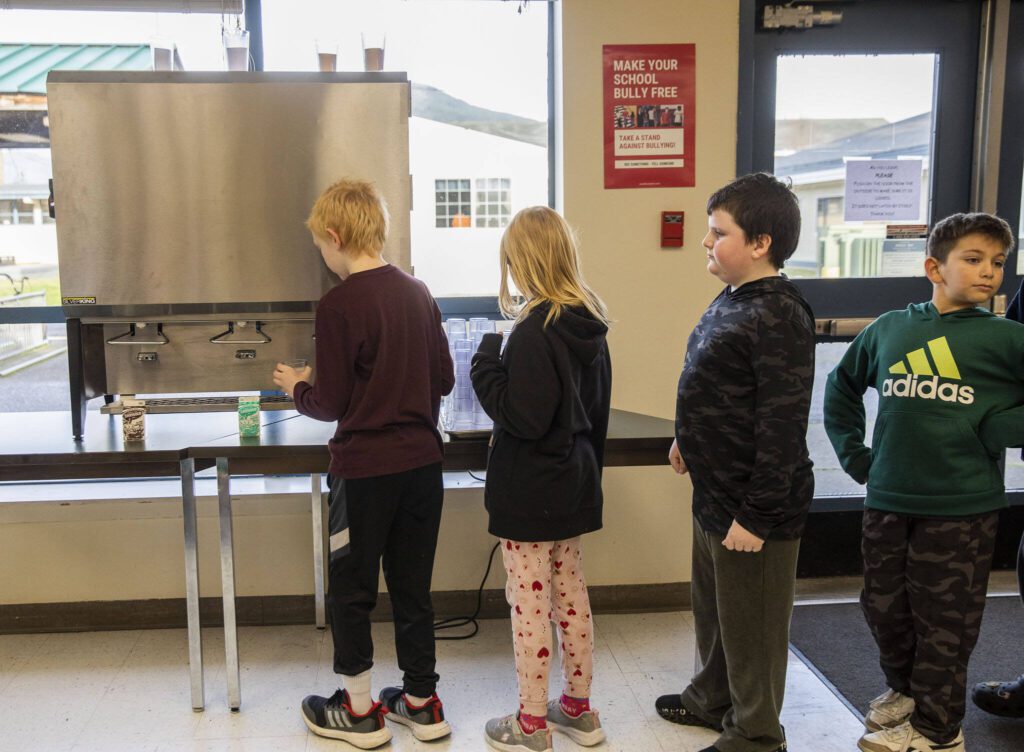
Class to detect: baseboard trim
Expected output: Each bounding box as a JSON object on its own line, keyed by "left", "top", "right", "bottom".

{"left": 0, "top": 582, "right": 690, "bottom": 634}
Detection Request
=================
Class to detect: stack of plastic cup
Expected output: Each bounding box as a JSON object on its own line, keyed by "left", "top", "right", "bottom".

{"left": 442, "top": 318, "right": 494, "bottom": 432}
{"left": 468, "top": 319, "right": 496, "bottom": 428}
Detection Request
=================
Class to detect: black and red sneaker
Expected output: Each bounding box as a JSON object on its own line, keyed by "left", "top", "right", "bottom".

{"left": 300, "top": 688, "right": 392, "bottom": 748}
{"left": 378, "top": 686, "right": 452, "bottom": 741}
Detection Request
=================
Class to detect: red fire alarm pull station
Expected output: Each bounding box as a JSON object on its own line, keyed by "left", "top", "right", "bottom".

{"left": 661, "top": 211, "right": 684, "bottom": 248}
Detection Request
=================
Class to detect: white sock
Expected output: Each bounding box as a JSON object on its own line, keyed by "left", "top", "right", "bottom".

{"left": 343, "top": 669, "right": 373, "bottom": 715}
{"left": 406, "top": 693, "right": 432, "bottom": 707}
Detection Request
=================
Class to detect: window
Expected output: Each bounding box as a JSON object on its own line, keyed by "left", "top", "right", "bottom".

{"left": 774, "top": 53, "right": 936, "bottom": 281}
{"left": 435, "top": 179, "right": 472, "bottom": 229}
{"left": 261, "top": 0, "right": 550, "bottom": 297}
{"left": 0, "top": 199, "right": 52, "bottom": 226}
{"left": 434, "top": 177, "right": 512, "bottom": 229}
{"left": 809, "top": 342, "right": 878, "bottom": 499}
{"left": 475, "top": 178, "right": 512, "bottom": 229}
{"left": 0, "top": 7, "right": 233, "bottom": 413}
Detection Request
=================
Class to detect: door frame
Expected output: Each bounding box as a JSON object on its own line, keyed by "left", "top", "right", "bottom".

{"left": 737, "top": 0, "right": 1022, "bottom": 318}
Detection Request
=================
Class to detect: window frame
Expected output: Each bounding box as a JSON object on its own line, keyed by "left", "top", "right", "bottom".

{"left": 737, "top": 0, "right": 1023, "bottom": 319}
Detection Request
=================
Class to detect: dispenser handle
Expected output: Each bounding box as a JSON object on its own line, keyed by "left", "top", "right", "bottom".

{"left": 209, "top": 321, "right": 272, "bottom": 345}
{"left": 107, "top": 323, "right": 169, "bottom": 346}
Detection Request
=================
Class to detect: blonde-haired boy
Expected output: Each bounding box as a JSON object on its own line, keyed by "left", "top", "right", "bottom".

{"left": 274, "top": 178, "right": 455, "bottom": 748}
{"left": 305, "top": 178, "right": 390, "bottom": 256}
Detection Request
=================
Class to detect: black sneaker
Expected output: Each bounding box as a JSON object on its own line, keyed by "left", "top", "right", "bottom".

{"left": 378, "top": 686, "right": 452, "bottom": 741}
{"left": 300, "top": 689, "right": 392, "bottom": 748}
{"left": 972, "top": 674, "right": 1024, "bottom": 718}
{"left": 655, "top": 693, "right": 722, "bottom": 731}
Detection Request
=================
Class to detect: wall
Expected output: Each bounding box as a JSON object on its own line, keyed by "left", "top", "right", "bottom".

{"left": 561, "top": 0, "right": 739, "bottom": 420}
{"left": 0, "top": 0, "right": 740, "bottom": 608}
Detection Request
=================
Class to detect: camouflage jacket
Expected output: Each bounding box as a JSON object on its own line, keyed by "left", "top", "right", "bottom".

{"left": 676, "top": 276, "right": 816, "bottom": 541}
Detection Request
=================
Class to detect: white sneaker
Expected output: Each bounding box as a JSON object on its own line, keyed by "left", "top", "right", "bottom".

{"left": 858, "top": 721, "right": 964, "bottom": 752}
{"left": 865, "top": 689, "right": 915, "bottom": 731}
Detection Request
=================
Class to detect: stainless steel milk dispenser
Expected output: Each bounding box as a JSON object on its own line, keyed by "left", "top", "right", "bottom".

{"left": 46, "top": 72, "right": 411, "bottom": 437}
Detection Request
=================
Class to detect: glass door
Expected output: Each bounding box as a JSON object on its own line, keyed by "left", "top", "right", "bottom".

{"left": 741, "top": 0, "right": 995, "bottom": 318}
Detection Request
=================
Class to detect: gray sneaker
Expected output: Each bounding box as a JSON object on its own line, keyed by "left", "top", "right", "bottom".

{"left": 546, "top": 699, "right": 606, "bottom": 746}
{"left": 484, "top": 714, "right": 553, "bottom": 752}
{"left": 548, "top": 700, "right": 602, "bottom": 749}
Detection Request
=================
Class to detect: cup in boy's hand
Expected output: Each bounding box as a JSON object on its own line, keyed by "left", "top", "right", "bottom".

{"left": 272, "top": 360, "right": 313, "bottom": 396}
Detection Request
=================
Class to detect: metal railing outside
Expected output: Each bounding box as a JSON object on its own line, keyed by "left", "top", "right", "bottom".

{"left": 0, "top": 291, "right": 49, "bottom": 362}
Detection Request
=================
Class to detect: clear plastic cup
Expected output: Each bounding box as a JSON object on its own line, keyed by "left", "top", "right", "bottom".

{"left": 316, "top": 39, "right": 338, "bottom": 72}
{"left": 223, "top": 28, "right": 250, "bottom": 71}
{"left": 446, "top": 319, "right": 467, "bottom": 338}
{"left": 151, "top": 39, "right": 175, "bottom": 71}
{"left": 361, "top": 31, "right": 385, "bottom": 71}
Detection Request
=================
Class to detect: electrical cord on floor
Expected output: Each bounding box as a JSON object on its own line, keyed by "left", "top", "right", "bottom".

{"left": 433, "top": 541, "right": 500, "bottom": 640}
{"left": 467, "top": 470, "right": 486, "bottom": 482}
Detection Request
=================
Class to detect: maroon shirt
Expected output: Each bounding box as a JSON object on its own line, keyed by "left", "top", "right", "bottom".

{"left": 293, "top": 264, "right": 454, "bottom": 479}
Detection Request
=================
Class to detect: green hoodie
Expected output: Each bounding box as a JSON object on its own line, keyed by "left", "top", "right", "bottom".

{"left": 825, "top": 302, "right": 1024, "bottom": 517}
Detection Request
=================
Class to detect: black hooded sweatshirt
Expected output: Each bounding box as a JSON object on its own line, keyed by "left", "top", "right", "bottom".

{"left": 471, "top": 303, "right": 612, "bottom": 542}
{"left": 676, "top": 275, "right": 816, "bottom": 541}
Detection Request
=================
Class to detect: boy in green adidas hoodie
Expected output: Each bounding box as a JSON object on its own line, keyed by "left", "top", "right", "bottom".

{"left": 825, "top": 212, "right": 1024, "bottom": 752}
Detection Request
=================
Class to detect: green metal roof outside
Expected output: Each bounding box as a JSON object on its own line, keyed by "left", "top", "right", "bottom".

{"left": 0, "top": 43, "right": 152, "bottom": 96}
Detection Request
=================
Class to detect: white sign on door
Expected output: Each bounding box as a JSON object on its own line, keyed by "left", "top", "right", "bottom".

{"left": 844, "top": 159, "right": 923, "bottom": 222}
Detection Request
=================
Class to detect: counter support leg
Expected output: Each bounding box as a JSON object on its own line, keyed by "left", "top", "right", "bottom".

{"left": 311, "top": 473, "right": 327, "bottom": 630}
{"left": 217, "top": 457, "right": 241, "bottom": 711}
{"left": 181, "top": 458, "right": 204, "bottom": 711}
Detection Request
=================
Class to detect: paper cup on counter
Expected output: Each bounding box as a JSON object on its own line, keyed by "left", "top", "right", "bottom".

{"left": 238, "top": 395, "right": 261, "bottom": 437}
{"left": 122, "top": 399, "right": 146, "bottom": 442}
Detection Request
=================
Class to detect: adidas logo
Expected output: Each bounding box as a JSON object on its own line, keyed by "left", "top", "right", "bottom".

{"left": 881, "top": 336, "right": 975, "bottom": 405}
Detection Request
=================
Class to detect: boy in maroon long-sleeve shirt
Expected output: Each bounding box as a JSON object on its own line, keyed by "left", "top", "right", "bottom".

{"left": 273, "top": 179, "right": 454, "bottom": 747}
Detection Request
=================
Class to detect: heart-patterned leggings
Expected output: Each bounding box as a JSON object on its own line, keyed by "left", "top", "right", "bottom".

{"left": 500, "top": 536, "right": 594, "bottom": 716}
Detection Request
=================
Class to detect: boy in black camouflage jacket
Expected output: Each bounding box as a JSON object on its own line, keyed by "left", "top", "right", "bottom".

{"left": 655, "top": 173, "right": 816, "bottom": 752}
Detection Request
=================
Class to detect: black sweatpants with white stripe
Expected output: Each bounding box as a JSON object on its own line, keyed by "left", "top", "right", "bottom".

{"left": 327, "top": 462, "right": 444, "bottom": 698}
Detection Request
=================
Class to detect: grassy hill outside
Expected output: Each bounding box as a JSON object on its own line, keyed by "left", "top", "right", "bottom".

{"left": 412, "top": 82, "right": 547, "bottom": 147}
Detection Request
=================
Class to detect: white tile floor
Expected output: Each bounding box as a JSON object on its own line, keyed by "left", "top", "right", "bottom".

{"left": 0, "top": 612, "right": 865, "bottom": 752}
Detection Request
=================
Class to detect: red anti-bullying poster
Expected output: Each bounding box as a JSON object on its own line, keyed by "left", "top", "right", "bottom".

{"left": 603, "top": 44, "right": 696, "bottom": 189}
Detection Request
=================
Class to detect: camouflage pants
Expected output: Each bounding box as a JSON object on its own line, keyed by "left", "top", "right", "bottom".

{"left": 861, "top": 508, "right": 999, "bottom": 743}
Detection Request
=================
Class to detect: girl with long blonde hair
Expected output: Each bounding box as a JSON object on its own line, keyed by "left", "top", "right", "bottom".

{"left": 472, "top": 206, "right": 612, "bottom": 752}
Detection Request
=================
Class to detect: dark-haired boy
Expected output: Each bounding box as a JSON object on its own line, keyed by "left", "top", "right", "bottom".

{"left": 656, "top": 173, "right": 816, "bottom": 752}
{"left": 825, "top": 213, "right": 1024, "bottom": 752}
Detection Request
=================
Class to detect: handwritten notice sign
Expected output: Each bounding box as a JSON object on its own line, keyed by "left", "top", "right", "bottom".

{"left": 844, "top": 159, "right": 923, "bottom": 221}
{"left": 603, "top": 44, "right": 696, "bottom": 189}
